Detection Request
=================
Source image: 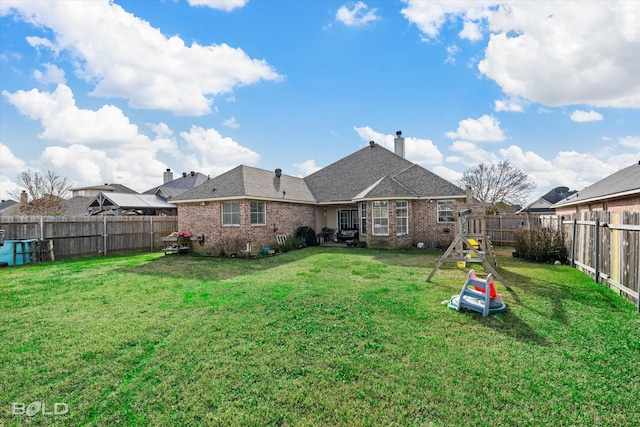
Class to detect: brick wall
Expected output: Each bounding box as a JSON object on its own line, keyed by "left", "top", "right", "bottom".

{"left": 178, "top": 200, "right": 316, "bottom": 255}
{"left": 359, "top": 199, "right": 463, "bottom": 249}
{"left": 556, "top": 195, "right": 640, "bottom": 216}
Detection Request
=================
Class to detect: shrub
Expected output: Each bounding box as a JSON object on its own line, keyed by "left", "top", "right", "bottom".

{"left": 278, "top": 236, "right": 305, "bottom": 253}
{"left": 513, "top": 227, "right": 568, "bottom": 264}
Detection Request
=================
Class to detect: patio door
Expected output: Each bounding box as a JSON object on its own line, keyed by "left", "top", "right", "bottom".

{"left": 338, "top": 209, "right": 358, "bottom": 231}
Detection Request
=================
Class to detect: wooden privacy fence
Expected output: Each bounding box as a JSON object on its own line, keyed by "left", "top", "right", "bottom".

{"left": 483, "top": 214, "right": 562, "bottom": 246}
{"left": 547, "top": 211, "right": 639, "bottom": 310}
{"left": 0, "top": 216, "right": 178, "bottom": 260}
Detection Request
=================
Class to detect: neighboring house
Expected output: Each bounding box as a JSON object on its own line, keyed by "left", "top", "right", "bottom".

{"left": 88, "top": 193, "right": 177, "bottom": 216}
{"left": 172, "top": 133, "right": 470, "bottom": 252}
{"left": 144, "top": 169, "right": 210, "bottom": 200}
{"left": 0, "top": 199, "right": 17, "bottom": 214}
{"left": 70, "top": 183, "right": 138, "bottom": 197}
{"left": 519, "top": 186, "right": 577, "bottom": 214}
{"left": 554, "top": 161, "right": 640, "bottom": 215}
{"left": 84, "top": 169, "right": 205, "bottom": 216}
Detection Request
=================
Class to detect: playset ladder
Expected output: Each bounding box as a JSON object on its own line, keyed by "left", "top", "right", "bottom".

{"left": 426, "top": 210, "right": 507, "bottom": 287}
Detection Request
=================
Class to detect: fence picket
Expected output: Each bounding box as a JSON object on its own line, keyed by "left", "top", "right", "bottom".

{"left": 0, "top": 216, "right": 178, "bottom": 259}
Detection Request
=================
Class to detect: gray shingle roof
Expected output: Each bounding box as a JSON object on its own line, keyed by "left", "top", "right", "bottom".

{"left": 305, "top": 143, "right": 465, "bottom": 203}
{"left": 171, "top": 165, "right": 316, "bottom": 204}
{"left": 392, "top": 164, "right": 466, "bottom": 198}
{"left": 144, "top": 172, "right": 209, "bottom": 199}
{"left": 555, "top": 162, "right": 640, "bottom": 207}
{"left": 172, "top": 143, "right": 466, "bottom": 205}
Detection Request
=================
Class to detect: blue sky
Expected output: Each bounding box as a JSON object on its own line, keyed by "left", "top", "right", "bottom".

{"left": 1, "top": 0, "right": 639, "bottom": 204}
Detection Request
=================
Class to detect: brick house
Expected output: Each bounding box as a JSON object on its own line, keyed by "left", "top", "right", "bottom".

{"left": 172, "top": 133, "right": 469, "bottom": 253}
{"left": 554, "top": 161, "right": 640, "bottom": 215}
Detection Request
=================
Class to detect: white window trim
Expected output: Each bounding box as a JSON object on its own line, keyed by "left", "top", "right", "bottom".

{"left": 396, "top": 200, "right": 408, "bottom": 235}
{"left": 222, "top": 201, "right": 240, "bottom": 226}
{"left": 437, "top": 200, "right": 456, "bottom": 223}
{"left": 251, "top": 201, "right": 266, "bottom": 226}
{"left": 372, "top": 201, "right": 389, "bottom": 236}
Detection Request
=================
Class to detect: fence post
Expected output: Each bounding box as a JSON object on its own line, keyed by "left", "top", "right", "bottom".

{"left": 103, "top": 216, "right": 108, "bottom": 256}
{"left": 40, "top": 217, "right": 44, "bottom": 241}
{"left": 571, "top": 217, "right": 577, "bottom": 268}
{"left": 594, "top": 217, "right": 600, "bottom": 283}
{"left": 150, "top": 216, "right": 154, "bottom": 252}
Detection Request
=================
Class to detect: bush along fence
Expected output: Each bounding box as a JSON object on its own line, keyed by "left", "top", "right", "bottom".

{"left": 544, "top": 211, "right": 640, "bottom": 311}
{"left": 0, "top": 216, "right": 178, "bottom": 260}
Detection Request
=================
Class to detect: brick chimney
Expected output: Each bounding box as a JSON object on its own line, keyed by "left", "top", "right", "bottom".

{"left": 163, "top": 168, "right": 173, "bottom": 183}
{"left": 394, "top": 131, "right": 405, "bottom": 158}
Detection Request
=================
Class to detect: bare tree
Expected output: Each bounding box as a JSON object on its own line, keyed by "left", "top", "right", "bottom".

{"left": 8, "top": 170, "right": 72, "bottom": 215}
{"left": 459, "top": 160, "right": 535, "bottom": 210}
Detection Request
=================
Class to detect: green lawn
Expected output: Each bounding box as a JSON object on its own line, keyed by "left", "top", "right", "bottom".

{"left": 1, "top": 247, "right": 639, "bottom": 426}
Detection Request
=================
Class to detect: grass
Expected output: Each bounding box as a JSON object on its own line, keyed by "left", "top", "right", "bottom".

{"left": 1, "top": 246, "right": 639, "bottom": 426}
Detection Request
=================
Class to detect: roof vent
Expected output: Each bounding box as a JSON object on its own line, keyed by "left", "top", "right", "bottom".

{"left": 369, "top": 141, "right": 375, "bottom": 147}
{"left": 275, "top": 168, "right": 282, "bottom": 178}
{"left": 191, "top": 171, "right": 195, "bottom": 176}
{"left": 182, "top": 172, "right": 187, "bottom": 177}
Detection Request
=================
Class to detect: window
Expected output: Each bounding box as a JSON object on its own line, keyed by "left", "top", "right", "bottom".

{"left": 250, "top": 201, "right": 266, "bottom": 225}
{"left": 360, "top": 203, "right": 367, "bottom": 234}
{"left": 396, "top": 201, "right": 408, "bottom": 235}
{"left": 437, "top": 200, "right": 456, "bottom": 222}
{"left": 372, "top": 201, "right": 389, "bottom": 235}
{"left": 222, "top": 202, "right": 240, "bottom": 226}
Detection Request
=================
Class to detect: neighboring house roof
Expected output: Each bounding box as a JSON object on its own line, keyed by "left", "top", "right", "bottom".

{"left": 88, "top": 192, "right": 177, "bottom": 215}
{"left": 0, "top": 199, "right": 17, "bottom": 213}
{"left": 173, "top": 165, "right": 316, "bottom": 204}
{"left": 519, "top": 186, "right": 577, "bottom": 213}
{"left": 172, "top": 142, "right": 466, "bottom": 205}
{"left": 144, "top": 171, "right": 210, "bottom": 199}
{"left": 555, "top": 162, "right": 640, "bottom": 208}
{"left": 60, "top": 196, "right": 94, "bottom": 216}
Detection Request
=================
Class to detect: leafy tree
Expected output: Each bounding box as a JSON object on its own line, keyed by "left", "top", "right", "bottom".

{"left": 459, "top": 160, "right": 535, "bottom": 211}
{"left": 8, "top": 169, "right": 72, "bottom": 215}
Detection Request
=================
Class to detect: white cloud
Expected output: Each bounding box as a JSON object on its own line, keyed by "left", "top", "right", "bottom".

{"left": 33, "top": 63, "right": 66, "bottom": 85}
{"left": 336, "top": 2, "right": 380, "bottom": 27}
{"left": 445, "top": 44, "right": 460, "bottom": 64}
{"left": 401, "top": 1, "right": 491, "bottom": 41}
{"left": 3, "top": 84, "right": 143, "bottom": 145}
{"left": 2, "top": 83, "right": 259, "bottom": 192}
{"left": 432, "top": 165, "right": 463, "bottom": 185}
{"left": 185, "top": 0, "right": 248, "bottom": 12}
{"left": 1, "top": 0, "right": 281, "bottom": 116}
{"left": 0, "top": 142, "right": 27, "bottom": 174}
{"left": 445, "top": 114, "right": 506, "bottom": 142}
{"left": 180, "top": 126, "right": 259, "bottom": 175}
{"left": 293, "top": 160, "right": 321, "bottom": 177}
{"left": 222, "top": 116, "right": 240, "bottom": 129}
{"left": 148, "top": 122, "right": 174, "bottom": 139}
{"left": 43, "top": 142, "right": 178, "bottom": 192}
{"left": 620, "top": 136, "right": 640, "bottom": 148}
{"left": 402, "top": 1, "right": 640, "bottom": 108}
{"left": 353, "top": 126, "right": 443, "bottom": 165}
{"left": 494, "top": 95, "right": 527, "bottom": 113}
{"left": 0, "top": 143, "right": 28, "bottom": 199}
{"left": 570, "top": 109, "right": 603, "bottom": 122}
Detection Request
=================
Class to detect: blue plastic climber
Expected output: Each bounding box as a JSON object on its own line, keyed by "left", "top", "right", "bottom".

{"left": 448, "top": 269, "right": 507, "bottom": 317}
